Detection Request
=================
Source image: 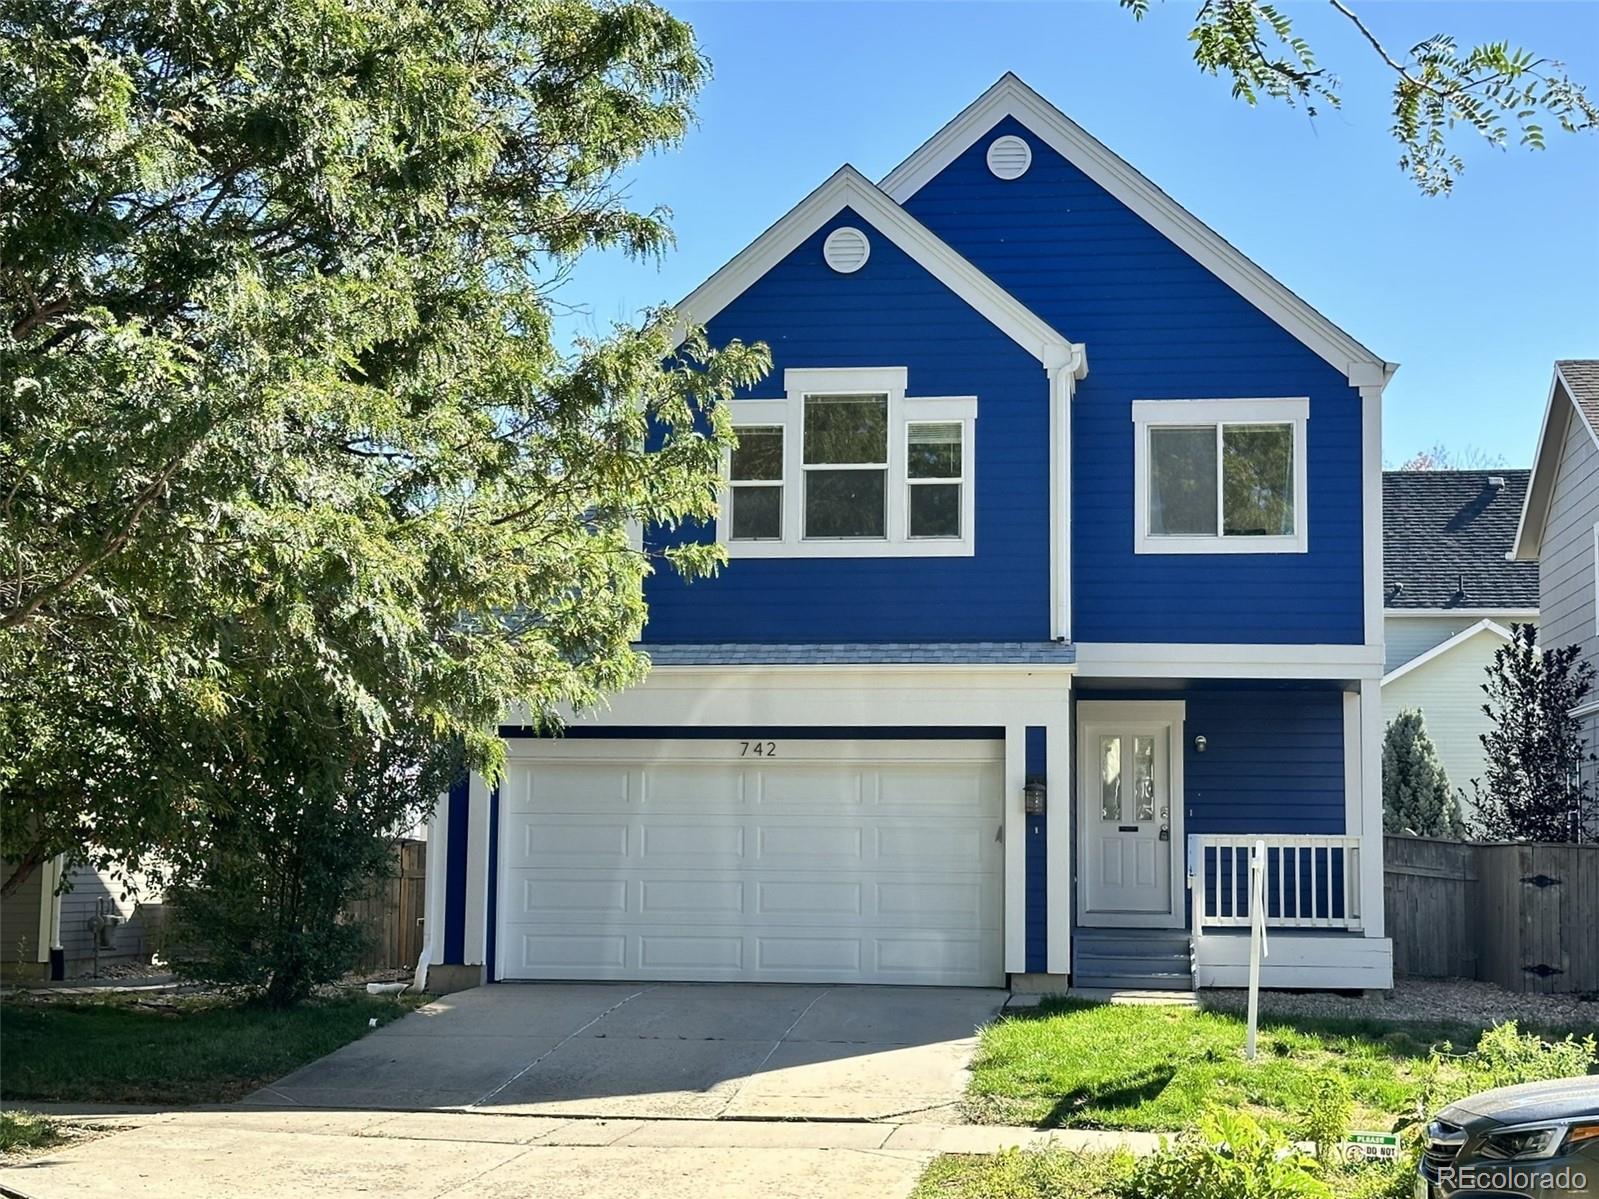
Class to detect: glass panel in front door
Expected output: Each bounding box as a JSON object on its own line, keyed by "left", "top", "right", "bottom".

{"left": 1133, "top": 735, "right": 1155, "bottom": 821}
{"left": 1099, "top": 736, "right": 1121, "bottom": 820}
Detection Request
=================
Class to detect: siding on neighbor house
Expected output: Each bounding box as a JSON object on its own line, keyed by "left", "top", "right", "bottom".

{"left": 1085, "top": 686, "right": 1348, "bottom": 835}
{"left": 902, "top": 115, "right": 1367, "bottom": 646}
{"left": 1382, "top": 632, "right": 1507, "bottom": 814}
{"left": 0, "top": 861, "right": 40, "bottom": 963}
{"left": 1383, "top": 616, "right": 1484, "bottom": 673}
{"left": 642, "top": 207, "right": 1052, "bottom": 644}
{"left": 1538, "top": 409, "right": 1599, "bottom": 664}
{"left": 59, "top": 863, "right": 160, "bottom": 968}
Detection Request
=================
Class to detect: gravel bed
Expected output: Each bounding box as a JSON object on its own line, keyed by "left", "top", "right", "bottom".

{"left": 1203, "top": 978, "right": 1599, "bottom": 1032}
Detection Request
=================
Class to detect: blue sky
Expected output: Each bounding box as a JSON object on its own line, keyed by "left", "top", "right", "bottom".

{"left": 556, "top": 1, "right": 1599, "bottom": 466}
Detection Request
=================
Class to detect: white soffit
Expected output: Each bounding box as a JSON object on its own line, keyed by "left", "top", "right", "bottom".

{"left": 672, "top": 165, "right": 1085, "bottom": 377}
{"left": 880, "top": 73, "right": 1396, "bottom": 387}
{"left": 1381, "top": 619, "right": 1513, "bottom": 685}
{"left": 1511, "top": 366, "right": 1599, "bottom": 561}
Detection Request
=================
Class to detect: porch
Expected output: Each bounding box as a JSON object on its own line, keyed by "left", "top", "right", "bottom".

{"left": 1067, "top": 684, "right": 1393, "bottom": 992}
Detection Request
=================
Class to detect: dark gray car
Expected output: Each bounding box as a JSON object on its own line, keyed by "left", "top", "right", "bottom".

{"left": 1419, "top": 1076, "right": 1599, "bottom": 1198}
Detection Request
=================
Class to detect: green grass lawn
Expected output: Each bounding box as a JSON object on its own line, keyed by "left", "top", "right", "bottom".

{"left": 909, "top": 1147, "right": 1413, "bottom": 1199}
{"left": 0, "top": 991, "right": 419, "bottom": 1105}
{"left": 967, "top": 998, "right": 1541, "bottom": 1133}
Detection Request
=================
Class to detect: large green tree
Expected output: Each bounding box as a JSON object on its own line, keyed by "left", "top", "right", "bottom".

{"left": 1381, "top": 708, "right": 1466, "bottom": 839}
{"left": 0, "top": 0, "right": 768, "bottom": 942}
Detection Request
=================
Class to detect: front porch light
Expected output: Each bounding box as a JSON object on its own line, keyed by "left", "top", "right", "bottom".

{"left": 1023, "top": 775, "right": 1047, "bottom": 815}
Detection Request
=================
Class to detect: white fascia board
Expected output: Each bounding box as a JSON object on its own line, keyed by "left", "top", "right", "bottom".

{"left": 880, "top": 74, "right": 1396, "bottom": 387}
{"left": 1512, "top": 368, "right": 1598, "bottom": 561}
{"left": 1385, "top": 608, "right": 1538, "bottom": 619}
{"left": 672, "top": 164, "right": 1085, "bottom": 377}
{"left": 1074, "top": 641, "right": 1384, "bottom": 681}
{"left": 1381, "top": 619, "right": 1512, "bottom": 686}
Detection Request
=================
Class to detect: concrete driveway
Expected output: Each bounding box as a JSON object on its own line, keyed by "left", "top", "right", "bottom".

{"left": 249, "top": 982, "right": 1006, "bottom": 1122}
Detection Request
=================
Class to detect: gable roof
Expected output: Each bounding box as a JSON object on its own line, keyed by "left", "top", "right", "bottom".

{"left": 1381, "top": 619, "right": 1512, "bottom": 686}
{"left": 879, "top": 73, "right": 1396, "bottom": 387}
{"left": 673, "top": 164, "right": 1086, "bottom": 377}
{"left": 1511, "top": 360, "right": 1599, "bottom": 560}
{"left": 1384, "top": 470, "right": 1538, "bottom": 611}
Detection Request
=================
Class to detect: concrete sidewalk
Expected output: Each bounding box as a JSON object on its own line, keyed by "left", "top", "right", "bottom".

{"left": 0, "top": 1107, "right": 1163, "bottom": 1199}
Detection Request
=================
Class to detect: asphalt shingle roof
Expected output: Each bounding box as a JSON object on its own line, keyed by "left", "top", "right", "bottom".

{"left": 1384, "top": 470, "right": 1537, "bottom": 611}
{"left": 640, "top": 642, "right": 1077, "bottom": 666}
{"left": 1557, "top": 360, "right": 1599, "bottom": 438}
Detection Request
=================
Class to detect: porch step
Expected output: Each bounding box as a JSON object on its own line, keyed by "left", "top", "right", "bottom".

{"left": 1073, "top": 928, "right": 1193, "bottom": 992}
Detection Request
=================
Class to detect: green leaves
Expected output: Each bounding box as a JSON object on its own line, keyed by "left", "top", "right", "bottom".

{"left": 0, "top": 0, "right": 770, "bottom": 904}
{"left": 1120, "top": 0, "right": 1597, "bottom": 194}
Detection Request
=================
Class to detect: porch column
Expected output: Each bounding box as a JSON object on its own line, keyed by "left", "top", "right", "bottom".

{"left": 1004, "top": 723, "right": 1027, "bottom": 974}
{"left": 1045, "top": 711, "right": 1071, "bottom": 974}
{"left": 1357, "top": 679, "right": 1386, "bottom": 937}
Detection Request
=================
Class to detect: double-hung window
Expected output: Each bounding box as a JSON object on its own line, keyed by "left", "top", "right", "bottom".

{"left": 803, "top": 394, "right": 888, "bottom": 538}
{"left": 728, "top": 426, "right": 784, "bottom": 541}
{"left": 1132, "top": 398, "right": 1309, "bottom": 553}
{"left": 907, "top": 422, "right": 963, "bottom": 538}
{"left": 722, "top": 367, "right": 975, "bottom": 557}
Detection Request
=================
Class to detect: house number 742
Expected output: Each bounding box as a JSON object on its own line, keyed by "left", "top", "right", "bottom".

{"left": 740, "top": 740, "right": 777, "bottom": 757}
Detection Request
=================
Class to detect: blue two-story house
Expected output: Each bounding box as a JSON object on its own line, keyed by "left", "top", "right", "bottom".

{"left": 420, "top": 76, "right": 1396, "bottom": 994}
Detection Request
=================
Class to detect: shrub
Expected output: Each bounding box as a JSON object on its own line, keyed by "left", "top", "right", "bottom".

{"left": 1381, "top": 709, "right": 1465, "bottom": 837}
{"left": 1299, "top": 1075, "right": 1353, "bottom": 1164}
{"left": 1462, "top": 1021, "right": 1598, "bottom": 1089}
{"left": 1121, "top": 1108, "right": 1330, "bottom": 1199}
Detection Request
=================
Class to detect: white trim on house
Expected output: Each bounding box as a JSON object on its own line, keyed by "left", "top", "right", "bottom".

{"left": 1380, "top": 619, "right": 1512, "bottom": 686}
{"left": 414, "top": 790, "right": 449, "bottom": 989}
{"left": 1130, "top": 397, "right": 1310, "bottom": 555}
{"left": 879, "top": 74, "right": 1396, "bottom": 387}
{"left": 1342, "top": 692, "right": 1362, "bottom": 848}
{"left": 672, "top": 164, "right": 1086, "bottom": 378}
{"left": 1385, "top": 608, "right": 1538, "bottom": 619}
{"left": 1194, "top": 929, "right": 1393, "bottom": 989}
{"left": 1358, "top": 676, "right": 1386, "bottom": 938}
{"left": 1359, "top": 378, "right": 1387, "bottom": 647}
{"left": 1074, "top": 641, "right": 1383, "bottom": 681}
{"left": 719, "top": 368, "right": 978, "bottom": 558}
{"left": 1512, "top": 365, "right": 1599, "bottom": 561}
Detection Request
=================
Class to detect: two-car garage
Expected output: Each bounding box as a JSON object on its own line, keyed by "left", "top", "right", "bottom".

{"left": 494, "top": 738, "right": 1006, "bottom": 987}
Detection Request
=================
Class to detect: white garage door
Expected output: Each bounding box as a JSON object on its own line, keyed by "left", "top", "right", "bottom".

{"left": 496, "top": 738, "right": 1004, "bottom": 986}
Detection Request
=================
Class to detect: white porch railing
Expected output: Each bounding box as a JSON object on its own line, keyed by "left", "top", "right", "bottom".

{"left": 1187, "top": 834, "right": 1364, "bottom": 933}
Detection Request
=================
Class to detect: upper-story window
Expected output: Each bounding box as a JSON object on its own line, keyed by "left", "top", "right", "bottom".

{"left": 721, "top": 367, "right": 975, "bottom": 558}
{"left": 1132, "top": 397, "right": 1309, "bottom": 554}
{"left": 803, "top": 394, "right": 888, "bottom": 538}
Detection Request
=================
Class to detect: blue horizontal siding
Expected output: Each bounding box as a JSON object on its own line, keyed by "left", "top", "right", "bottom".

{"left": 904, "top": 116, "right": 1367, "bottom": 644}
{"left": 642, "top": 207, "right": 1052, "bottom": 644}
{"left": 1181, "top": 689, "right": 1348, "bottom": 835}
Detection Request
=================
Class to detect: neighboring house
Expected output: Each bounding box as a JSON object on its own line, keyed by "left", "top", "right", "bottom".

{"left": 0, "top": 857, "right": 162, "bottom": 981}
{"left": 418, "top": 75, "right": 1396, "bottom": 993}
{"left": 1382, "top": 470, "right": 1538, "bottom": 806}
{"left": 1512, "top": 360, "right": 1599, "bottom": 794}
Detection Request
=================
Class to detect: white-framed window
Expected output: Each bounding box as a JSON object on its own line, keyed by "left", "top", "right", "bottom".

{"left": 720, "top": 367, "right": 976, "bottom": 558}
{"left": 1131, "top": 397, "right": 1309, "bottom": 554}
{"left": 728, "top": 425, "right": 784, "bottom": 541}
{"left": 907, "top": 421, "right": 964, "bottom": 539}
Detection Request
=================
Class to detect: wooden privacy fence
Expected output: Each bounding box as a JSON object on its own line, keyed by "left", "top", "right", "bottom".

{"left": 346, "top": 839, "right": 426, "bottom": 974}
{"left": 1384, "top": 836, "right": 1599, "bottom": 993}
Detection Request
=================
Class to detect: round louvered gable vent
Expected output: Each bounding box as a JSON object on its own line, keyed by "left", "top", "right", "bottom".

{"left": 823, "top": 227, "right": 871, "bottom": 274}
{"left": 986, "top": 135, "right": 1032, "bottom": 180}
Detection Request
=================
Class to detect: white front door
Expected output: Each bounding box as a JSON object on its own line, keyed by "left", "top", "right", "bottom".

{"left": 1077, "top": 702, "right": 1186, "bottom": 928}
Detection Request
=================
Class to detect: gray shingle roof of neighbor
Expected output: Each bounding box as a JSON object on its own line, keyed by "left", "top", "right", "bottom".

{"left": 1557, "top": 360, "right": 1599, "bottom": 438}
{"left": 640, "top": 642, "right": 1077, "bottom": 666}
{"left": 1384, "top": 469, "right": 1538, "bottom": 610}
